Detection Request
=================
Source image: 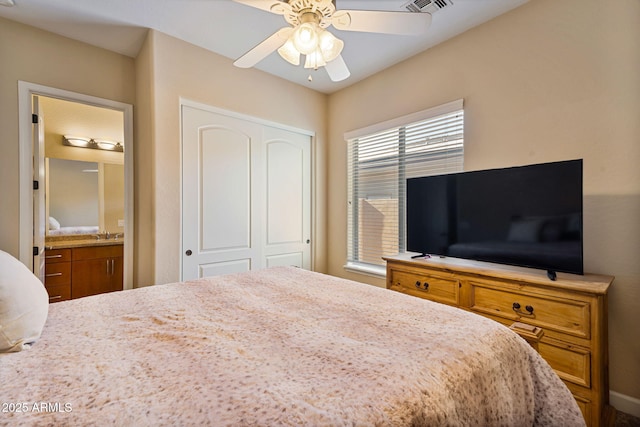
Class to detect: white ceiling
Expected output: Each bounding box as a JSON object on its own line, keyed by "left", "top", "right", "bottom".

{"left": 0, "top": 0, "right": 528, "bottom": 94}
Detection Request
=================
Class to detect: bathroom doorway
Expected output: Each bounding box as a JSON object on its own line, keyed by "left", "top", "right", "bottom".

{"left": 18, "top": 82, "right": 134, "bottom": 290}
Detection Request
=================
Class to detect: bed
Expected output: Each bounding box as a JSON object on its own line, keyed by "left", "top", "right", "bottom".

{"left": 47, "top": 216, "right": 99, "bottom": 236}
{"left": 47, "top": 225, "right": 99, "bottom": 236}
{"left": 1, "top": 260, "right": 584, "bottom": 426}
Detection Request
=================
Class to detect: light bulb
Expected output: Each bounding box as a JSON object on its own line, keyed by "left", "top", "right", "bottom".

{"left": 293, "top": 22, "right": 319, "bottom": 55}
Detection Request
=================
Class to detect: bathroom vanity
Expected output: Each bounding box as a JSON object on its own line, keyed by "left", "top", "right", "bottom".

{"left": 44, "top": 238, "right": 123, "bottom": 302}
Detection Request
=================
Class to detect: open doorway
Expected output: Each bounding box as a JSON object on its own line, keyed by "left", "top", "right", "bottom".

{"left": 18, "top": 82, "right": 134, "bottom": 291}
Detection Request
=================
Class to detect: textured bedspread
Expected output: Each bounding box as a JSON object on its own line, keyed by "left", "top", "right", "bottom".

{"left": 1, "top": 267, "right": 584, "bottom": 426}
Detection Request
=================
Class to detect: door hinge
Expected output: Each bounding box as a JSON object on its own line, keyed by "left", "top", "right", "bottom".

{"left": 33, "top": 246, "right": 39, "bottom": 256}
{"left": 32, "top": 114, "right": 38, "bottom": 124}
{"left": 33, "top": 180, "right": 39, "bottom": 190}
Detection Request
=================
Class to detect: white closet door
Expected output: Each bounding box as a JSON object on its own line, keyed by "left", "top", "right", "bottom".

{"left": 262, "top": 126, "right": 311, "bottom": 269}
{"left": 181, "top": 104, "right": 311, "bottom": 280}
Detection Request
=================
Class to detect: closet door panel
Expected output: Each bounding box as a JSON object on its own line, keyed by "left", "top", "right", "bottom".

{"left": 200, "top": 127, "right": 251, "bottom": 252}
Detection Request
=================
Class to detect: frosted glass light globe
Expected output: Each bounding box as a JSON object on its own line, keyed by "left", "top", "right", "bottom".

{"left": 318, "top": 29, "right": 343, "bottom": 62}
{"left": 293, "top": 22, "right": 319, "bottom": 55}
{"left": 278, "top": 38, "right": 300, "bottom": 65}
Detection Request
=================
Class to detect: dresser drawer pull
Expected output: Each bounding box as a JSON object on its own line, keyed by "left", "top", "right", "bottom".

{"left": 49, "top": 295, "right": 62, "bottom": 301}
{"left": 512, "top": 302, "right": 535, "bottom": 315}
{"left": 414, "top": 281, "right": 429, "bottom": 290}
{"left": 45, "top": 254, "right": 63, "bottom": 259}
{"left": 45, "top": 272, "right": 63, "bottom": 277}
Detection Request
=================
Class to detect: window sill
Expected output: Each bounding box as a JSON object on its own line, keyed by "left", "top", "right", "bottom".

{"left": 343, "top": 262, "right": 386, "bottom": 279}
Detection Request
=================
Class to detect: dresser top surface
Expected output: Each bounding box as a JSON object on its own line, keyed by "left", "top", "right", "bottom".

{"left": 384, "top": 254, "right": 614, "bottom": 295}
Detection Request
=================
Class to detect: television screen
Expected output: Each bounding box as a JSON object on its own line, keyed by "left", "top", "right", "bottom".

{"left": 406, "top": 159, "right": 583, "bottom": 275}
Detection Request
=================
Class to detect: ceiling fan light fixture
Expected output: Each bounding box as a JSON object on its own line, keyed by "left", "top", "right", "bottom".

{"left": 292, "top": 22, "right": 319, "bottom": 55}
{"left": 277, "top": 38, "right": 301, "bottom": 65}
{"left": 318, "top": 29, "right": 343, "bottom": 62}
{"left": 237, "top": 0, "right": 437, "bottom": 82}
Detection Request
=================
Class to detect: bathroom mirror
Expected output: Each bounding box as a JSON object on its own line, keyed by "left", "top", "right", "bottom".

{"left": 46, "top": 158, "right": 124, "bottom": 236}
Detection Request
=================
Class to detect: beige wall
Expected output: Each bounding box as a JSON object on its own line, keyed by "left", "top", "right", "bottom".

{"left": 133, "top": 32, "right": 155, "bottom": 287}
{"left": 140, "top": 31, "right": 328, "bottom": 285}
{"left": 327, "top": 0, "right": 640, "bottom": 400}
{"left": 0, "top": 17, "right": 135, "bottom": 257}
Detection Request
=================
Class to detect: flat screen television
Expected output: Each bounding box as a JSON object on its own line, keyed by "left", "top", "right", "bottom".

{"left": 406, "top": 159, "right": 583, "bottom": 275}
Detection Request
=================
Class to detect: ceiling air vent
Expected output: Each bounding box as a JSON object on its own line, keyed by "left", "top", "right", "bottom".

{"left": 402, "top": 0, "right": 453, "bottom": 14}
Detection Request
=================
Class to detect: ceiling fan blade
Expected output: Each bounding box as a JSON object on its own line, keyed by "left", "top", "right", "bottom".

{"left": 234, "top": 27, "right": 294, "bottom": 68}
{"left": 231, "top": 0, "right": 290, "bottom": 15}
{"left": 325, "top": 54, "right": 350, "bottom": 82}
{"left": 331, "top": 10, "right": 432, "bottom": 35}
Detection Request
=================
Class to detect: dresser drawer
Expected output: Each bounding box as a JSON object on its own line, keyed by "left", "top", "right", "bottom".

{"left": 388, "top": 269, "right": 459, "bottom": 305}
{"left": 45, "top": 283, "right": 71, "bottom": 303}
{"left": 44, "top": 262, "right": 71, "bottom": 286}
{"left": 469, "top": 282, "right": 590, "bottom": 339}
{"left": 573, "top": 395, "right": 592, "bottom": 426}
{"left": 44, "top": 248, "right": 71, "bottom": 264}
{"left": 538, "top": 339, "right": 591, "bottom": 387}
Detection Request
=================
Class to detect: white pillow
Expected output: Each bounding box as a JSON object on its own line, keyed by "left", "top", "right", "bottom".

{"left": 0, "top": 250, "right": 49, "bottom": 352}
{"left": 48, "top": 216, "right": 61, "bottom": 231}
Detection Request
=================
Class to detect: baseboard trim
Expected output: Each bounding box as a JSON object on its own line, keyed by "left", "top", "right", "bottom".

{"left": 611, "top": 391, "right": 640, "bottom": 418}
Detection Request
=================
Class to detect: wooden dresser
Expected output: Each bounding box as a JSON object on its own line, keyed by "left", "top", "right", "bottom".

{"left": 383, "top": 254, "right": 614, "bottom": 427}
{"left": 44, "top": 244, "right": 123, "bottom": 302}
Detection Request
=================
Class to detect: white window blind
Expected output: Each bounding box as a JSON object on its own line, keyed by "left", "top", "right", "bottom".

{"left": 346, "top": 100, "right": 464, "bottom": 272}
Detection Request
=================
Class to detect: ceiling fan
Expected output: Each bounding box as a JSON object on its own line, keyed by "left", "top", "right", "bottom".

{"left": 232, "top": 0, "right": 432, "bottom": 82}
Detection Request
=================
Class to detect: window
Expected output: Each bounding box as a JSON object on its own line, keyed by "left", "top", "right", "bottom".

{"left": 346, "top": 100, "right": 464, "bottom": 275}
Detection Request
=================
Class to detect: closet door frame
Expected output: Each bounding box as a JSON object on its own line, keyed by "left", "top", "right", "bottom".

{"left": 179, "top": 99, "right": 315, "bottom": 280}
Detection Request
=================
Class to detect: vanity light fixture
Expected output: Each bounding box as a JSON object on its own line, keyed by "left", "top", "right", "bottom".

{"left": 63, "top": 135, "right": 124, "bottom": 153}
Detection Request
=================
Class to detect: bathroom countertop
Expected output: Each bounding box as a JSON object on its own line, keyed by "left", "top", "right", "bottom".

{"left": 45, "top": 238, "right": 124, "bottom": 250}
